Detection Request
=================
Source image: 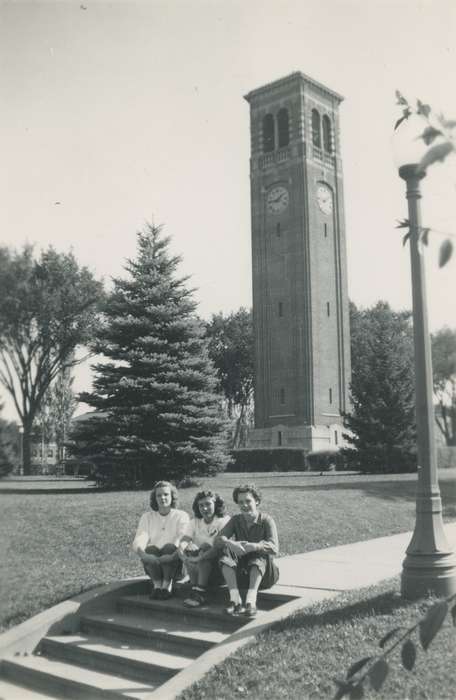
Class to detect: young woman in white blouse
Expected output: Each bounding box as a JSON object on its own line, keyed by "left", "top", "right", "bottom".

{"left": 132, "top": 480, "right": 189, "bottom": 599}
{"left": 178, "top": 489, "right": 230, "bottom": 607}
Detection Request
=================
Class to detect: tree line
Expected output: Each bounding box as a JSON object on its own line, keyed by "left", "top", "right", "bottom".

{"left": 0, "top": 224, "right": 455, "bottom": 483}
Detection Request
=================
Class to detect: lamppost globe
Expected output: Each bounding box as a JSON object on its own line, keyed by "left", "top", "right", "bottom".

{"left": 392, "top": 113, "right": 429, "bottom": 175}
{"left": 392, "top": 110, "right": 456, "bottom": 599}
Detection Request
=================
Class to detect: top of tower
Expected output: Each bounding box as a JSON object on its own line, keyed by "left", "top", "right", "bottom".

{"left": 244, "top": 71, "right": 344, "bottom": 104}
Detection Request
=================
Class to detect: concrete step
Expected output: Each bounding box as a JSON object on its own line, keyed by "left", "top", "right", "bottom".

{"left": 117, "top": 595, "right": 246, "bottom": 631}
{"left": 1, "top": 655, "right": 159, "bottom": 700}
{"left": 80, "top": 610, "right": 227, "bottom": 658}
{"left": 0, "top": 677, "right": 58, "bottom": 699}
{"left": 40, "top": 634, "right": 193, "bottom": 685}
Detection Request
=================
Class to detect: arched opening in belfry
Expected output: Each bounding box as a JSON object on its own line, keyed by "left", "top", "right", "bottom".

{"left": 312, "top": 108, "right": 321, "bottom": 148}
{"left": 262, "top": 113, "right": 275, "bottom": 153}
{"left": 277, "top": 108, "right": 290, "bottom": 148}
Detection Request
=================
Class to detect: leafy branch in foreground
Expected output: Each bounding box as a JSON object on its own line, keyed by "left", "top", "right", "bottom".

{"left": 396, "top": 219, "right": 454, "bottom": 268}
{"left": 394, "top": 92, "right": 455, "bottom": 268}
{"left": 333, "top": 593, "right": 456, "bottom": 699}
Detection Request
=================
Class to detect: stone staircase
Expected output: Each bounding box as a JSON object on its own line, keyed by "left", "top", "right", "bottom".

{"left": 0, "top": 582, "right": 294, "bottom": 699}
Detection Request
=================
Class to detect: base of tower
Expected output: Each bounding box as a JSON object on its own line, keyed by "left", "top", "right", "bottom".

{"left": 246, "top": 422, "right": 344, "bottom": 452}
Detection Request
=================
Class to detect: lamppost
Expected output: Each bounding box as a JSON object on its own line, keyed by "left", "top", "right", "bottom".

{"left": 393, "top": 115, "right": 456, "bottom": 599}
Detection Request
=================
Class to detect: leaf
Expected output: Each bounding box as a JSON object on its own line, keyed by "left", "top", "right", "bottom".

{"left": 349, "top": 683, "right": 364, "bottom": 699}
{"left": 416, "top": 100, "right": 431, "bottom": 118}
{"left": 333, "top": 678, "right": 352, "bottom": 699}
{"left": 396, "top": 218, "right": 410, "bottom": 229}
{"left": 419, "top": 600, "right": 448, "bottom": 650}
{"left": 419, "top": 126, "right": 442, "bottom": 146}
{"left": 420, "top": 227, "right": 430, "bottom": 246}
{"left": 401, "top": 639, "right": 417, "bottom": 670}
{"left": 402, "top": 232, "right": 411, "bottom": 247}
{"left": 379, "top": 626, "right": 402, "bottom": 648}
{"left": 440, "top": 118, "right": 456, "bottom": 130}
{"left": 394, "top": 107, "right": 412, "bottom": 131}
{"left": 451, "top": 604, "right": 456, "bottom": 626}
{"left": 346, "top": 657, "right": 373, "bottom": 679}
{"left": 395, "top": 90, "right": 409, "bottom": 106}
{"left": 419, "top": 141, "right": 454, "bottom": 172}
{"left": 368, "top": 659, "right": 389, "bottom": 691}
{"left": 438, "top": 239, "right": 453, "bottom": 268}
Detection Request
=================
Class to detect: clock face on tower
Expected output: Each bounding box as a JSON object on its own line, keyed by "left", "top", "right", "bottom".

{"left": 266, "top": 185, "right": 289, "bottom": 214}
{"left": 316, "top": 184, "right": 333, "bottom": 215}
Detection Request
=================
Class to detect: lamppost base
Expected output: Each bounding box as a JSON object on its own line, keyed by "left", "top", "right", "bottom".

{"left": 401, "top": 551, "right": 456, "bottom": 599}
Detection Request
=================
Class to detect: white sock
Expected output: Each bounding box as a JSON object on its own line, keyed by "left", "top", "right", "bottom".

{"left": 246, "top": 589, "right": 257, "bottom": 606}
{"left": 229, "top": 589, "right": 241, "bottom": 605}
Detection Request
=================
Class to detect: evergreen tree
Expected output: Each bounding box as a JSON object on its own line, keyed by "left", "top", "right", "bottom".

{"left": 343, "top": 301, "right": 417, "bottom": 473}
{"left": 70, "top": 224, "right": 227, "bottom": 486}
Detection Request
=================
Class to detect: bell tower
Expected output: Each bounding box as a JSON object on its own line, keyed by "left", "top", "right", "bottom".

{"left": 244, "top": 72, "right": 351, "bottom": 451}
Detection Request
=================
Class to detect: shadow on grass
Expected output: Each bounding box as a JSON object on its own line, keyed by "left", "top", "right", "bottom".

{"left": 271, "top": 589, "right": 409, "bottom": 634}
{"left": 260, "top": 474, "right": 456, "bottom": 511}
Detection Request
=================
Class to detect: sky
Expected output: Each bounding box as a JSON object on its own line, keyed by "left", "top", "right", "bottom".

{"left": 1, "top": 0, "right": 456, "bottom": 420}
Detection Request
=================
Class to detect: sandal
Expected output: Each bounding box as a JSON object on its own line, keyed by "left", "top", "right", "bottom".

{"left": 184, "top": 588, "right": 207, "bottom": 608}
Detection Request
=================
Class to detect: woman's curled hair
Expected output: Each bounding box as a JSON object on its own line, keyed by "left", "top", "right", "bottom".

{"left": 149, "top": 481, "right": 179, "bottom": 511}
{"left": 192, "top": 490, "right": 226, "bottom": 519}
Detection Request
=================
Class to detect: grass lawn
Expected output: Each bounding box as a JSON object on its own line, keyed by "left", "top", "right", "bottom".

{"left": 1, "top": 469, "right": 455, "bottom": 634}
{"left": 180, "top": 576, "right": 456, "bottom": 700}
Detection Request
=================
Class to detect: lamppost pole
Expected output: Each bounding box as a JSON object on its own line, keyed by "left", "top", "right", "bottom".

{"left": 399, "top": 164, "right": 456, "bottom": 599}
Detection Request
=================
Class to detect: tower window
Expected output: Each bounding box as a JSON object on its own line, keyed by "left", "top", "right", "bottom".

{"left": 312, "top": 109, "right": 321, "bottom": 148}
{"left": 276, "top": 222, "right": 281, "bottom": 236}
{"left": 324, "top": 223, "right": 328, "bottom": 237}
{"left": 322, "top": 115, "right": 332, "bottom": 153}
{"left": 327, "top": 301, "right": 330, "bottom": 317}
{"left": 263, "top": 113, "right": 275, "bottom": 153}
{"left": 280, "top": 387, "right": 285, "bottom": 405}
{"left": 334, "top": 430, "right": 339, "bottom": 445}
{"left": 278, "top": 430, "right": 283, "bottom": 446}
{"left": 277, "top": 108, "right": 290, "bottom": 147}
{"left": 278, "top": 301, "right": 283, "bottom": 317}
{"left": 329, "top": 388, "right": 333, "bottom": 404}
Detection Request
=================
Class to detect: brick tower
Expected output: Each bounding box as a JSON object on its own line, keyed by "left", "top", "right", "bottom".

{"left": 244, "top": 72, "right": 351, "bottom": 452}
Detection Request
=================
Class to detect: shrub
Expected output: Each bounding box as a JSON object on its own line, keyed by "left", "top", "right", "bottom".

{"left": 306, "top": 449, "right": 345, "bottom": 471}
{"left": 229, "top": 448, "right": 307, "bottom": 472}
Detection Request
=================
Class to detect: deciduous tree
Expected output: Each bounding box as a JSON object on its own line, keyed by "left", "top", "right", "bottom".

{"left": 432, "top": 327, "right": 456, "bottom": 446}
{"left": 0, "top": 245, "right": 103, "bottom": 474}
{"left": 205, "top": 308, "right": 254, "bottom": 448}
{"left": 343, "top": 302, "right": 417, "bottom": 472}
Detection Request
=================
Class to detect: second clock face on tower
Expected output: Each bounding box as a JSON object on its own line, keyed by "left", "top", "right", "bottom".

{"left": 266, "top": 185, "right": 289, "bottom": 214}
{"left": 316, "top": 184, "right": 333, "bottom": 215}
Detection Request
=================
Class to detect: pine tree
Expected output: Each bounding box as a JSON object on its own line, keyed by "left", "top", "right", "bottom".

{"left": 70, "top": 224, "right": 227, "bottom": 486}
{"left": 343, "top": 301, "right": 417, "bottom": 473}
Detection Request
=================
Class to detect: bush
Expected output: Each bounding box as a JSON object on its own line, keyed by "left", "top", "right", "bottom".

{"left": 228, "top": 448, "right": 307, "bottom": 472}
{"left": 306, "top": 449, "right": 344, "bottom": 471}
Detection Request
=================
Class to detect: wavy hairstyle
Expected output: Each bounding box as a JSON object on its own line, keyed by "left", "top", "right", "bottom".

{"left": 149, "top": 480, "right": 179, "bottom": 511}
{"left": 232, "top": 483, "right": 262, "bottom": 504}
{"left": 192, "top": 490, "right": 226, "bottom": 519}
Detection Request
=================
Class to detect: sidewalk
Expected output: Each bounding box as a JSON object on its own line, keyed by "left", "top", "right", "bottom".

{"left": 273, "top": 520, "right": 456, "bottom": 603}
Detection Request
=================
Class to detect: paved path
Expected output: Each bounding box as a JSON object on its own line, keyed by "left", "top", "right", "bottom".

{"left": 272, "top": 520, "right": 456, "bottom": 602}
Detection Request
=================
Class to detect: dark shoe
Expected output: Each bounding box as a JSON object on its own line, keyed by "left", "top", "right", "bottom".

{"left": 149, "top": 588, "right": 161, "bottom": 600}
{"left": 226, "top": 602, "right": 245, "bottom": 616}
{"left": 244, "top": 603, "right": 257, "bottom": 618}
{"left": 160, "top": 588, "right": 173, "bottom": 600}
{"left": 184, "top": 588, "right": 206, "bottom": 608}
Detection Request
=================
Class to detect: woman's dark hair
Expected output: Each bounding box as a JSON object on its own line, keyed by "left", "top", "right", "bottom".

{"left": 192, "top": 490, "right": 226, "bottom": 519}
{"left": 232, "top": 483, "right": 262, "bottom": 504}
{"left": 150, "top": 481, "right": 179, "bottom": 511}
